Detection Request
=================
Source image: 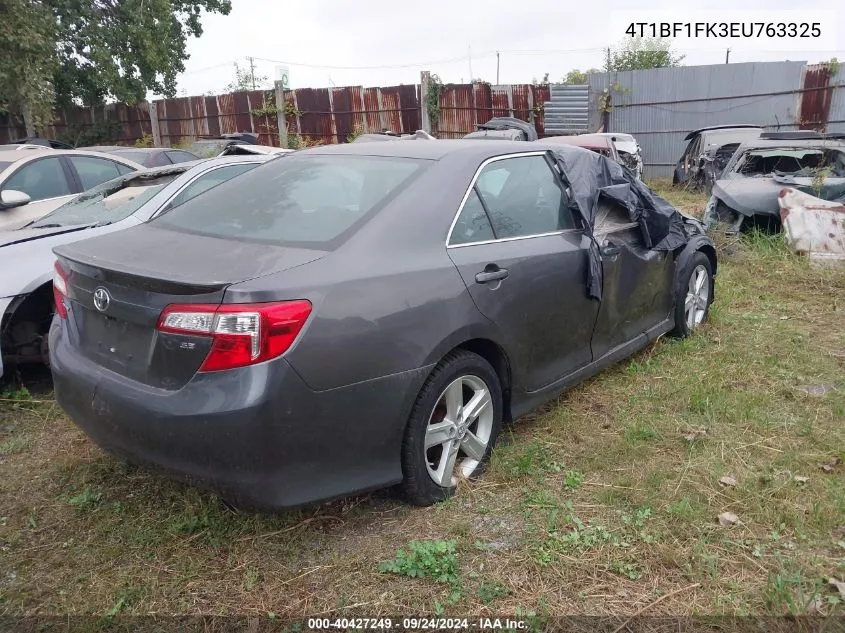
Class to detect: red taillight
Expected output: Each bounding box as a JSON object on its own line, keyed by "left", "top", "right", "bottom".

{"left": 53, "top": 260, "right": 69, "bottom": 319}
{"left": 157, "top": 300, "right": 312, "bottom": 372}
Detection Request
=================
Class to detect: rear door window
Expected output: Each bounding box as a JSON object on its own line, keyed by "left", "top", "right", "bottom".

{"left": 2, "top": 157, "right": 72, "bottom": 200}
{"left": 153, "top": 155, "right": 425, "bottom": 248}
{"left": 473, "top": 154, "right": 576, "bottom": 239}
{"left": 68, "top": 156, "right": 126, "bottom": 189}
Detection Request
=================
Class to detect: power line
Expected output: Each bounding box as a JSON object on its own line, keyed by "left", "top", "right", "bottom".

{"left": 250, "top": 52, "right": 497, "bottom": 71}
{"left": 181, "top": 60, "right": 239, "bottom": 75}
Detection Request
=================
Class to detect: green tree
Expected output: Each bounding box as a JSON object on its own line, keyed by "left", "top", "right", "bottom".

{"left": 562, "top": 68, "right": 600, "bottom": 85}
{"left": 604, "top": 37, "right": 684, "bottom": 72}
{"left": 223, "top": 61, "right": 270, "bottom": 93}
{"left": 49, "top": 0, "right": 232, "bottom": 107}
{"left": 0, "top": 0, "right": 57, "bottom": 134}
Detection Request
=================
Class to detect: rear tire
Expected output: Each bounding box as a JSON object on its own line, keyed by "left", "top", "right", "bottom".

{"left": 670, "top": 251, "right": 713, "bottom": 338}
{"left": 400, "top": 350, "right": 503, "bottom": 506}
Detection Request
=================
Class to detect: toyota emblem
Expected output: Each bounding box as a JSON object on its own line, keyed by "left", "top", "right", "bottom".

{"left": 93, "top": 287, "right": 111, "bottom": 312}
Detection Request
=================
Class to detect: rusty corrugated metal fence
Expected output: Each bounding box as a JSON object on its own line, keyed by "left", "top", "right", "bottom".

{"left": 0, "top": 81, "right": 548, "bottom": 147}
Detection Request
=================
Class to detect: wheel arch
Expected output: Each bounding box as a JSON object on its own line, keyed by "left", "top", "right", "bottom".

{"left": 433, "top": 337, "right": 514, "bottom": 424}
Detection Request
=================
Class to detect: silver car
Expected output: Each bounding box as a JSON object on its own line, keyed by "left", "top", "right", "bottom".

{"left": 0, "top": 154, "right": 276, "bottom": 379}
{"left": 0, "top": 148, "right": 144, "bottom": 231}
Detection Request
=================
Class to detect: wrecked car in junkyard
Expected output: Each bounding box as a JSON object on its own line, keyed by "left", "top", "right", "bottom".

{"left": 48, "top": 140, "right": 716, "bottom": 510}
{"left": 541, "top": 134, "right": 630, "bottom": 172}
{"left": 0, "top": 154, "right": 274, "bottom": 380}
{"left": 462, "top": 117, "right": 538, "bottom": 141}
{"left": 594, "top": 133, "right": 643, "bottom": 179}
{"left": 703, "top": 137, "right": 845, "bottom": 233}
{"left": 673, "top": 124, "right": 763, "bottom": 189}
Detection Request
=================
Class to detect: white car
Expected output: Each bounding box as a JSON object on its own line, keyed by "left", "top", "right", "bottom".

{"left": 0, "top": 148, "right": 143, "bottom": 231}
{"left": 595, "top": 133, "right": 643, "bottom": 179}
{"left": 0, "top": 153, "right": 276, "bottom": 379}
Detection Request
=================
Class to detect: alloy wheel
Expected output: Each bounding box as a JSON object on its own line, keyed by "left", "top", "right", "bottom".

{"left": 684, "top": 264, "right": 710, "bottom": 330}
{"left": 423, "top": 375, "right": 494, "bottom": 487}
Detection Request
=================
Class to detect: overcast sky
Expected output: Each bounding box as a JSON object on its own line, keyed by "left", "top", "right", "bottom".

{"left": 172, "top": 0, "right": 844, "bottom": 96}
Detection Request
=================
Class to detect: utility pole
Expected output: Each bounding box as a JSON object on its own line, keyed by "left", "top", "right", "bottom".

{"left": 248, "top": 56, "right": 256, "bottom": 89}
{"left": 725, "top": 48, "right": 731, "bottom": 64}
{"left": 496, "top": 51, "right": 500, "bottom": 85}
{"left": 605, "top": 47, "right": 611, "bottom": 71}
{"left": 468, "top": 45, "right": 474, "bottom": 83}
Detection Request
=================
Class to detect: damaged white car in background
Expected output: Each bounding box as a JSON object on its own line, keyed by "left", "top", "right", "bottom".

{"left": 778, "top": 188, "right": 845, "bottom": 264}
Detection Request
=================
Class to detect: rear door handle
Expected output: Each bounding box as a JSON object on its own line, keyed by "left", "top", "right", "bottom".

{"left": 601, "top": 242, "right": 622, "bottom": 257}
{"left": 475, "top": 267, "right": 509, "bottom": 284}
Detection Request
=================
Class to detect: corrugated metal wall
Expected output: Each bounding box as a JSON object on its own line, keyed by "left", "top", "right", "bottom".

{"left": 1, "top": 82, "right": 546, "bottom": 147}
{"left": 433, "top": 83, "right": 548, "bottom": 139}
{"left": 586, "top": 60, "right": 845, "bottom": 179}
{"left": 0, "top": 102, "right": 153, "bottom": 145}
{"left": 542, "top": 85, "right": 590, "bottom": 135}
{"left": 5, "top": 62, "right": 844, "bottom": 160}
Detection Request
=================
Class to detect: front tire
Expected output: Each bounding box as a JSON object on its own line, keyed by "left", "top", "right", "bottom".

{"left": 670, "top": 251, "right": 713, "bottom": 338}
{"left": 400, "top": 350, "right": 503, "bottom": 506}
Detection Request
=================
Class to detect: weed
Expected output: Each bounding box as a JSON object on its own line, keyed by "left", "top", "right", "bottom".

{"left": 0, "top": 436, "right": 29, "bottom": 455}
{"left": 563, "top": 470, "right": 584, "bottom": 490}
{"left": 243, "top": 568, "right": 260, "bottom": 592}
{"left": 477, "top": 579, "right": 510, "bottom": 604}
{"left": 0, "top": 385, "right": 31, "bottom": 400}
{"left": 379, "top": 540, "right": 460, "bottom": 587}
{"left": 625, "top": 420, "right": 662, "bottom": 444}
{"left": 609, "top": 562, "right": 642, "bottom": 580}
{"left": 492, "top": 441, "right": 564, "bottom": 480}
{"left": 67, "top": 487, "right": 102, "bottom": 510}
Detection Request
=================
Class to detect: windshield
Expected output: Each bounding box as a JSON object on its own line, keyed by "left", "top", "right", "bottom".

{"left": 153, "top": 155, "right": 426, "bottom": 249}
{"left": 729, "top": 147, "right": 845, "bottom": 178}
{"left": 0, "top": 161, "right": 12, "bottom": 172}
{"left": 31, "top": 177, "right": 176, "bottom": 228}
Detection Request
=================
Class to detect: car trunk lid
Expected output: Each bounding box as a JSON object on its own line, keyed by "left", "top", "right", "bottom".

{"left": 54, "top": 225, "right": 325, "bottom": 389}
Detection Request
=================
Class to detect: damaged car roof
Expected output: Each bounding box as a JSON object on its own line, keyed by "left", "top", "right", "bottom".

{"left": 684, "top": 124, "right": 762, "bottom": 140}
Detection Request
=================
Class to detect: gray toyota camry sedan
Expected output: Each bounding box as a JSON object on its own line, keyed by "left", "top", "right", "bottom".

{"left": 49, "top": 140, "right": 717, "bottom": 510}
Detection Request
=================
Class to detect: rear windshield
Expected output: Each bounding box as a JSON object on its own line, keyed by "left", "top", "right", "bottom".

{"left": 153, "top": 154, "right": 426, "bottom": 248}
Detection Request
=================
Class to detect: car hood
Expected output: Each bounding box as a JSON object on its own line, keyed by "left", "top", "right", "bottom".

{"left": 0, "top": 224, "right": 93, "bottom": 248}
{"left": 713, "top": 175, "right": 845, "bottom": 217}
{"left": 712, "top": 178, "right": 791, "bottom": 217}
{"left": 613, "top": 141, "right": 639, "bottom": 155}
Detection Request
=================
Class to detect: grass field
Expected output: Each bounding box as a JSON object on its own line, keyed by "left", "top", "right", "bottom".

{"left": 1, "top": 181, "right": 843, "bottom": 621}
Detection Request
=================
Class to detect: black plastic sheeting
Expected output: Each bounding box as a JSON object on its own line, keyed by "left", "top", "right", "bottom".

{"left": 549, "top": 144, "right": 689, "bottom": 300}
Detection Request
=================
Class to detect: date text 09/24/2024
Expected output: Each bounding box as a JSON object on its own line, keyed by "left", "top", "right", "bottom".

{"left": 625, "top": 22, "right": 821, "bottom": 38}
{"left": 307, "top": 618, "right": 529, "bottom": 630}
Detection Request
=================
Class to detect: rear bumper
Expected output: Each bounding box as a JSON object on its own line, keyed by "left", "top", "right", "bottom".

{"left": 49, "top": 318, "right": 433, "bottom": 510}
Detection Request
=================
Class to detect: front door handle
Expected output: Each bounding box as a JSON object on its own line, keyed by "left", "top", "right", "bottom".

{"left": 475, "top": 266, "right": 509, "bottom": 284}
{"left": 601, "top": 242, "right": 622, "bottom": 257}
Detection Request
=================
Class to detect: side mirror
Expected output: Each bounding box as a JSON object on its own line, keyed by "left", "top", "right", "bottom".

{"left": 0, "top": 189, "right": 31, "bottom": 209}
